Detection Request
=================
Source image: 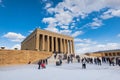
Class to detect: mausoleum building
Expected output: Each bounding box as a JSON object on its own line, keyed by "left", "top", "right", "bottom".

{"left": 21, "top": 28, "right": 74, "bottom": 54}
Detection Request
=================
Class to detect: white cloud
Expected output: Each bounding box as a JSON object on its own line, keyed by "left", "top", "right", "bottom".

{"left": 45, "top": 27, "right": 59, "bottom": 33}
{"left": 42, "top": 17, "right": 56, "bottom": 24}
{"left": 89, "top": 18, "right": 103, "bottom": 29}
{"left": 76, "top": 43, "right": 90, "bottom": 47}
{"left": 75, "top": 42, "right": 120, "bottom": 54}
{"left": 106, "top": 0, "right": 120, "bottom": 9}
{"left": 45, "top": 27, "right": 72, "bottom": 36}
{"left": 96, "top": 43, "right": 120, "bottom": 51}
{"left": 43, "top": 11, "right": 73, "bottom": 28}
{"left": 101, "top": 9, "right": 120, "bottom": 20}
{"left": 83, "top": 39, "right": 96, "bottom": 44}
{"left": 72, "top": 31, "right": 83, "bottom": 37}
{"left": 29, "top": 30, "right": 33, "bottom": 33}
{"left": 3, "top": 32, "right": 25, "bottom": 42}
{"left": 11, "top": 44, "right": 21, "bottom": 50}
{"left": 70, "top": 25, "right": 75, "bottom": 29}
{"left": 60, "top": 29, "right": 72, "bottom": 36}
{"left": 42, "top": 17, "right": 57, "bottom": 28}
{"left": 74, "top": 38, "right": 119, "bottom": 54}
{"left": 43, "top": 0, "right": 120, "bottom": 31}
{"left": 100, "top": 14, "right": 113, "bottom": 20}
{"left": 42, "top": 0, "right": 120, "bottom": 54}
{"left": 55, "top": 11, "right": 73, "bottom": 25}
{"left": 112, "top": 9, "right": 120, "bottom": 17}
{"left": 74, "top": 38, "right": 83, "bottom": 42}
{"left": 61, "top": 25, "right": 69, "bottom": 29}
{"left": 75, "top": 38, "right": 97, "bottom": 44}
{"left": 45, "top": 3, "right": 52, "bottom": 9}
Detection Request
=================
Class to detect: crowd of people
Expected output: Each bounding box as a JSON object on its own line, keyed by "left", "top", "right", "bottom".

{"left": 77, "top": 56, "right": 120, "bottom": 68}
{"left": 54, "top": 53, "right": 120, "bottom": 69}
{"left": 37, "top": 53, "right": 120, "bottom": 69}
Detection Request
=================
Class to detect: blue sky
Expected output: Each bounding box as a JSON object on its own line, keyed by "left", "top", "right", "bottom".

{"left": 0, "top": 0, "right": 120, "bottom": 54}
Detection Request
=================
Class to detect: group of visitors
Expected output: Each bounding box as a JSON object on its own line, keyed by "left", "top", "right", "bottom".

{"left": 37, "top": 53, "right": 120, "bottom": 69}
{"left": 67, "top": 55, "right": 74, "bottom": 63}
{"left": 55, "top": 54, "right": 75, "bottom": 66}
{"left": 80, "top": 56, "right": 120, "bottom": 69}
{"left": 38, "top": 59, "right": 48, "bottom": 69}
{"left": 102, "top": 57, "right": 120, "bottom": 66}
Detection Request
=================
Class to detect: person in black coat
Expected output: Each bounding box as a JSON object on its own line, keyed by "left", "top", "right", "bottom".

{"left": 38, "top": 60, "right": 42, "bottom": 69}
{"left": 67, "top": 56, "right": 70, "bottom": 64}
{"left": 118, "top": 58, "right": 120, "bottom": 66}
{"left": 82, "top": 58, "right": 86, "bottom": 69}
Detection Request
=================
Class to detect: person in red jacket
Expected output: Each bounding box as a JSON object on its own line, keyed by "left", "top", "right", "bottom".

{"left": 41, "top": 63, "right": 46, "bottom": 69}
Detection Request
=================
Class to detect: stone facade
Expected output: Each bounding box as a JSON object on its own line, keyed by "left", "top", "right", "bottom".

{"left": 86, "top": 49, "right": 120, "bottom": 57}
{"left": 21, "top": 28, "right": 74, "bottom": 54}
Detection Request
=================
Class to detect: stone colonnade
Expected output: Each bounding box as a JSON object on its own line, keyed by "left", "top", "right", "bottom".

{"left": 36, "top": 34, "right": 74, "bottom": 54}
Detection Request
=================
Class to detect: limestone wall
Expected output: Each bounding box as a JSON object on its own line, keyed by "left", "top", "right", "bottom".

{"left": 0, "top": 49, "right": 52, "bottom": 65}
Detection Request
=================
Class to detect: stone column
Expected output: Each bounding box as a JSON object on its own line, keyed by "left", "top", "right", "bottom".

{"left": 60, "top": 38, "right": 63, "bottom": 53}
{"left": 35, "top": 34, "right": 39, "bottom": 51}
{"left": 47, "top": 35, "right": 49, "bottom": 52}
{"left": 42, "top": 35, "right": 45, "bottom": 51}
{"left": 72, "top": 40, "right": 74, "bottom": 54}
{"left": 52, "top": 37, "right": 54, "bottom": 52}
{"left": 55, "top": 37, "right": 58, "bottom": 52}
{"left": 63, "top": 39, "right": 66, "bottom": 53}
{"left": 62, "top": 39, "right": 65, "bottom": 53}
{"left": 68, "top": 40, "right": 70, "bottom": 54}
{"left": 65, "top": 39, "right": 67, "bottom": 54}
{"left": 66, "top": 40, "right": 68, "bottom": 54}
{"left": 70, "top": 40, "right": 73, "bottom": 54}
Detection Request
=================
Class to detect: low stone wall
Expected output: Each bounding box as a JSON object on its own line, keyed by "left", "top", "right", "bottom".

{"left": 0, "top": 49, "right": 52, "bottom": 65}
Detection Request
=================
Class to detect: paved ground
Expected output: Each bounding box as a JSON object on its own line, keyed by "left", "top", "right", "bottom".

{"left": 0, "top": 63, "right": 120, "bottom": 80}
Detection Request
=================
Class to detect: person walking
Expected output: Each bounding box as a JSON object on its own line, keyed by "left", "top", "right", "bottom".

{"left": 38, "top": 60, "right": 42, "bottom": 69}
{"left": 82, "top": 58, "right": 86, "bottom": 69}
{"left": 67, "top": 56, "right": 70, "bottom": 64}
